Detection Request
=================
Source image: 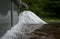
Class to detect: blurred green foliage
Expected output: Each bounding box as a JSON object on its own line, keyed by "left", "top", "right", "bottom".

{"left": 21, "top": 0, "right": 60, "bottom": 19}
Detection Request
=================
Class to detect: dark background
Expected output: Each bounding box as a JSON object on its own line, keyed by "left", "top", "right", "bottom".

{"left": 20, "top": 0, "right": 60, "bottom": 22}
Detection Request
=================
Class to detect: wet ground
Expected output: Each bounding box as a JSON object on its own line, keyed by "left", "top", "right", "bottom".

{"left": 30, "top": 22, "right": 60, "bottom": 39}
{"left": 0, "top": 22, "right": 60, "bottom": 39}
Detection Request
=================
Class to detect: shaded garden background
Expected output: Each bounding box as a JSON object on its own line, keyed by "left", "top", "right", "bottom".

{"left": 21, "top": 0, "right": 60, "bottom": 22}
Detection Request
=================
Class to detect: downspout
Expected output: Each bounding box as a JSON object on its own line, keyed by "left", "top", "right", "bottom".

{"left": 11, "top": 0, "right": 14, "bottom": 27}
{"left": 11, "top": 0, "right": 29, "bottom": 26}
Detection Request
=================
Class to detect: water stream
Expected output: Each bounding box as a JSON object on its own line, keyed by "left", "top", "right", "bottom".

{"left": 0, "top": 11, "right": 47, "bottom": 39}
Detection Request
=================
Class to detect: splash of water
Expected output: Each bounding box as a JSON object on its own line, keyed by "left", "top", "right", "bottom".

{"left": 0, "top": 10, "right": 47, "bottom": 39}
{"left": 18, "top": 10, "right": 47, "bottom": 24}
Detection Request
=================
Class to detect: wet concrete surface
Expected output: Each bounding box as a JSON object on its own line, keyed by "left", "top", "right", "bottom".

{"left": 0, "top": 11, "right": 18, "bottom": 37}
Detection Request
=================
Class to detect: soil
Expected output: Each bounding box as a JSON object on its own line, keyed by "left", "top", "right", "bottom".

{"left": 30, "top": 22, "right": 60, "bottom": 39}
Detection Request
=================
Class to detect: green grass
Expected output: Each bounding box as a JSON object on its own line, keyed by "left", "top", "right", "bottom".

{"left": 41, "top": 18, "right": 60, "bottom": 22}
